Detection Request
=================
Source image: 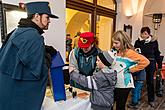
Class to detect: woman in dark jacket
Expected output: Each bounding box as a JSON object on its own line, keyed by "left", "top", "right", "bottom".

{"left": 134, "top": 27, "right": 162, "bottom": 107}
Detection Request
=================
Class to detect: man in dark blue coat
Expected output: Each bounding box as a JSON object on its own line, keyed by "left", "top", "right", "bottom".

{"left": 0, "top": 1, "right": 58, "bottom": 110}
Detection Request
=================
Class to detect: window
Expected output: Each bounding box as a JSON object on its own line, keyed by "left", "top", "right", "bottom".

{"left": 66, "top": 8, "right": 91, "bottom": 39}
{"left": 96, "top": 15, "right": 113, "bottom": 50}
{"left": 66, "top": 0, "right": 117, "bottom": 51}
{"left": 97, "top": 0, "right": 116, "bottom": 10}
{"left": 66, "top": 8, "right": 92, "bottom": 62}
{"left": 82, "top": 0, "right": 93, "bottom": 3}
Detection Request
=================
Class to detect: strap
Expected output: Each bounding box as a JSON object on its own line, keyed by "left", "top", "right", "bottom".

{"left": 90, "top": 76, "right": 94, "bottom": 90}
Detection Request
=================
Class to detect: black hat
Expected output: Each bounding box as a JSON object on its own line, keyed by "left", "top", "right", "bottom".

{"left": 98, "top": 51, "right": 115, "bottom": 67}
{"left": 25, "top": 1, "right": 59, "bottom": 19}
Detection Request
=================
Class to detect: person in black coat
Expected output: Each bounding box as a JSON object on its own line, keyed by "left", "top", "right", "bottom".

{"left": 134, "top": 26, "right": 162, "bottom": 107}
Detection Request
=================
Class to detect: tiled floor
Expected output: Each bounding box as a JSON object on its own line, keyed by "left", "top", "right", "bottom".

{"left": 127, "top": 81, "right": 165, "bottom": 110}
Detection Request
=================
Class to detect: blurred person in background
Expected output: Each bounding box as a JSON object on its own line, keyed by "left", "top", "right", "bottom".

{"left": 72, "top": 32, "right": 81, "bottom": 49}
{"left": 66, "top": 34, "right": 72, "bottom": 62}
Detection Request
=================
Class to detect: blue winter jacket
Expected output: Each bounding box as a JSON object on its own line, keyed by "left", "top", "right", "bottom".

{"left": 0, "top": 27, "right": 48, "bottom": 110}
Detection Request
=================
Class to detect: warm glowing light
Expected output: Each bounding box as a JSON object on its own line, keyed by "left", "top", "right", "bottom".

{"left": 131, "top": 0, "right": 138, "bottom": 14}
{"left": 125, "top": 9, "right": 133, "bottom": 17}
{"left": 124, "top": 0, "right": 139, "bottom": 17}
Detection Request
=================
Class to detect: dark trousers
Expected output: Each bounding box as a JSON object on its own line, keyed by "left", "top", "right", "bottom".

{"left": 112, "top": 88, "right": 131, "bottom": 110}
{"left": 146, "top": 60, "right": 156, "bottom": 102}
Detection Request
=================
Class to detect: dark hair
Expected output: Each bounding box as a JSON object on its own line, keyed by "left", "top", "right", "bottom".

{"left": 27, "top": 14, "right": 35, "bottom": 19}
{"left": 27, "top": 13, "right": 43, "bottom": 19}
{"left": 140, "top": 27, "right": 151, "bottom": 35}
{"left": 66, "top": 34, "right": 70, "bottom": 36}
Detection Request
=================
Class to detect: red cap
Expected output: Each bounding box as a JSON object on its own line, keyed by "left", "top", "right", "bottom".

{"left": 78, "top": 32, "right": 95, "bottom": 48}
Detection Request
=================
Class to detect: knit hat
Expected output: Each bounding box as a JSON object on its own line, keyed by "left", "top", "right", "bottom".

{"left": 78, "top": 32, "right": 95, "bottom": 48}
{"left": 25, "top": 1, "right": 59, "bottom": 18}
{"left": 98, "top": 51, "right": 115, "bottom": 67}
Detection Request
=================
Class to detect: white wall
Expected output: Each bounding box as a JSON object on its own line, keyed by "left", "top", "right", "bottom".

{"left": 116, "top": 0, "right": 147, "bottom": 44}
{"left": 116, "top": 0, "right": 165, "bottom": 62}
{"left": 143, "top": 0, "right": 165, "bottom": 60}
{"left": 2, "top": 0, "right": 66, "bottom": 60}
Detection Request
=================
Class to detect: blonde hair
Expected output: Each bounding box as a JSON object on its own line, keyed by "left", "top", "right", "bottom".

{"left": 112, "top": 30, "right": 134, "bottom": 55}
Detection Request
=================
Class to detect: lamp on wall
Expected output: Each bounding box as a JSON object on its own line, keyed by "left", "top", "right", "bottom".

{"left": 144, "top": 0, "right": 165, "bottom": 36}
{"left": 145, "top": 13, "right": 164, "bottom": 36}
{"left": 152, "top": 13, "right": 162, "bottom": 30}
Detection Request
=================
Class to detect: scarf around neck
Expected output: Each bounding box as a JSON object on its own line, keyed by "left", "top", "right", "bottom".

{"left": 138, "top": 35, "right": 151, "bottom": 43}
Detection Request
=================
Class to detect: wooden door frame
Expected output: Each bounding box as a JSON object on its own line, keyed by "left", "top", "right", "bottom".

{"left": 66, "top": 0, "right": 117, "bottom": 34}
